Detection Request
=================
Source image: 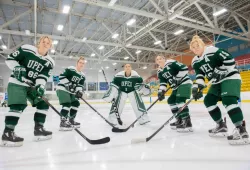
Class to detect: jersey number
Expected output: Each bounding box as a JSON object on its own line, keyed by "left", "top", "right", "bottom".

{"left": 12, "top": 50, "right": 20, "bottom": 57}
{"left": 28, "top": 71, "right": 38, "bottom": 79}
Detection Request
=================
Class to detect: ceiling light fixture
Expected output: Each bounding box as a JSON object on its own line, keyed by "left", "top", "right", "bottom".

{"left": 53, "top": 40, "right": 58, "bottom": 45}
{"left": 126, "top": 18, "right": 136, "bottom": 26}
{"left": 213, "top": 8, "right": 227, "bottom": 16}
{"left": 154, "top": 40, "right": 162, "bottom": 45}
{"left": 174, "top": 29, "right": 184, "bottom": 35}
{"left": 57, "top": 25, "right": 64, "bottom": 31}
{"left": 112, "top": 33, "right": 119, "bottom": 39}
{"left": 63, "top": 5, "right": 70, "bottom": 14}
{"left": 99, "top": 46, "right": 104, "bottom": 50}
{"left": 135, "top": 50, "right": 141, "bottom": 54}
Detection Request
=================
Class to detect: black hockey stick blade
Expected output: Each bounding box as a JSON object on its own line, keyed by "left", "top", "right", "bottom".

{"left": 74, "top": 129, "right": 110, "bottom": 145}
{"left": 130, "top": 80, "right": 215, "bottom": 143}
{"left": 111, "top": 94, "right": 163, "bottom": 133}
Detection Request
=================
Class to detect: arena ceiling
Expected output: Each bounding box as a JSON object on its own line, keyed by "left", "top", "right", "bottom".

{"left": 0, "top": 0, "right": 250, "bottom": 70}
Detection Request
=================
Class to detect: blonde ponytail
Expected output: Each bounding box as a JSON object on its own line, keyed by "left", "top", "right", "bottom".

{"left": 190, "top": 35, "right": 205, "bottom": 50}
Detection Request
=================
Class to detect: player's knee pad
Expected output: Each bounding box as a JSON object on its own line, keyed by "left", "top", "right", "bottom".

{"left": 36, "top": 101, "right": 49, "bottom": 110}
{"left": 204, "top": 94, "right": 218, "bottom": 108}
{"left": 103, "top": 83, "right": 119, "bottom": 102}
{"left": 222, "top": 96, "right": 238, "bottom": 106}
{"left": 9, "top": 104, "right": 27, "bottom": 112}
{"left": 71, "top": 100, "right": 80, "bottom": 108}
{"left": 62, "top": 103, "right": 71, "bottom": 108}
{"left": 167, "top": 94, "right": 176, "bottom": 105}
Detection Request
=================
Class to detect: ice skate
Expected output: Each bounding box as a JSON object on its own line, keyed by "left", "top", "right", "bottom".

{"left": 59, "top": 117, "right": 74, "bottom": 131}
{"left": 34, "top": 123, "right": 52, "bottom": 141}
{"left": 170, "top": 118, "right": 182, "bottom": 130}
{"left": 208, "top": 120, "right": 228, "bottom": 137}
{"left": 176, "top": 116, "right": 193, "bottom": 132}
{"left": 227, "top": 121, "right": 250, "bottom": 145}
{"left": 1, "top": 130, "right": 24, "bottom": 147}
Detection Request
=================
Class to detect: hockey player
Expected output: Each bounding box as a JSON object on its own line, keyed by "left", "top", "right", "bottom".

{"left": 155, "top": 55, "right": 193, "bottom": 132}
{"left": 190, "top": 35, "right": 249, "bottom": 145}
{"left": 56, "top": 57, "right": 86, "bottom": 131}
{"left": 1, "top": 36, "right": 54, "bottom": 147}
{"left": 103, "top": 64, "right": 151, "bottom": 126}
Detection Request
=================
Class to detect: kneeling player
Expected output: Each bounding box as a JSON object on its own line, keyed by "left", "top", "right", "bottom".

{"left": 1, "top": 36, "right": 54, "bottom": 147}
{"left": 103, "top": 64, "right": 151, "bottom": 126}
{"left": 155, "top": 55, "right": 193, "bottom": 132}
{"left": 56, "top": 57, "right": 86, "bottom": 131}
{"left": 190, "top": 35, "right": 249, "bottom": 145}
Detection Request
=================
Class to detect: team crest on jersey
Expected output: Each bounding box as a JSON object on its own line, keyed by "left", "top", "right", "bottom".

{"left": 204, "top": 55, "right": 210, "bottom": 62}
{"left": 45, "top": 61, "right": 50, "bottom": 67}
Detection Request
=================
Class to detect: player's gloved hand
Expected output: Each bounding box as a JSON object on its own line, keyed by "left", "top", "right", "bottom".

{"left": 212, "top": 67, "right": 228, "bottom": 82}
{"left": 192, "top": 83, "right": 205, "bottom": 101}
{"left": 35, "top": 84, "right": 45, "bottom": 97}
{"left": 65, "top": 83, "right": 76, "bottom": 93}
{"left": 13, "top": 66, "right": 26, "bottom": 82}
{"left": 158, "top": 90, "right": 166, "bottom": 101}
{"left": 75, "top": 91, "right": 83, "bottom": 98}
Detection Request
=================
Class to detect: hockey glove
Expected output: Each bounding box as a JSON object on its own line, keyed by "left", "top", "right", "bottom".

{"left": 75, "top": 91, "right": 83, "bottom": 98}
{"left": 192, "top": 83, "right": 205, "bottom": 101}
{"left": 158, "top": 90, "right": 166, "bottom": 101}
{"left": 136, "top": 83, "right": 153, "bottom": 96}
{"left": 13, "top": 66, "right": 26, "bottom": 82}
{"left": 65, "top": 83, "right": 76, "bottom": 93}
{"left": 212, "top": 67, "right": 228, "bottom": 82}
{"left": 35, "top": 84, "right": 45, "bottom": 97}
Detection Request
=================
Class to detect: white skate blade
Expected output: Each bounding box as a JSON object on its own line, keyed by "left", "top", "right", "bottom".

{"left": 72, "top": 125, "right": 80, "bottom": 128}
{"left": 139, "top": 120, "right": 150, "bottom": 125}
{"left": 59, "top": 127, "right": 74, "bottom": 131}
{"left": 131, "top": 138, "right": 146, "bottom": 144}
{"left": 177, "top": 127, "right": 193, "bottom": 133}
{"left": 209, "top": 132, "right": 228, "bottom": 138}
{"left": 33, "top": 135, "right": 52, "bottom": 142}
{"left": 0, "top": 140, "right": 23, "bottom": 147}
{"left": 170, "top": 126, "right": 177, "bottom": 130}
{"left": 228, "top": 138, "right": 250, "bottom": 145}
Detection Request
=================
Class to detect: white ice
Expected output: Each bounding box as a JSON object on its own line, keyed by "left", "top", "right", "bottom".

{"left": 0, "top": 102, "right": 250, "bottom": 170}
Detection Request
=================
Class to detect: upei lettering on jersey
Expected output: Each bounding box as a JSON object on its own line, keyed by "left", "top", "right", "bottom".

{"left": 72, "top": 76, "right": 82, "bottom": 84}
{"left": 121, "top": 81, "right": 132, "bottom": 87}
{"left": 27, "top": 60, "right": 44, "bottom": 72}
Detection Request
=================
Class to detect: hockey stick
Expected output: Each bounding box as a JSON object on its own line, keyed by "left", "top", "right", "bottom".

{"left": 131, "top": 79, "right": 214, "bottom": 144}
{"left": 101, "top": 68, "right": 123, "bottom": 125}
{"left": 112, "top": 86, "right": 171, "bottom": 133}
{"left": 78, "top": 96, "right": 116, "bottom": 128}
{"left": 25, "top": 82, "right": 110, "bottom": 145}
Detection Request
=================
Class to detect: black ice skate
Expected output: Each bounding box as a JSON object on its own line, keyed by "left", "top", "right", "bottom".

{"left": 208, "top": 120, "right": 228, "bottom": 137}
{"left": 176, "top": 116, "right": 193, "bottom": 132}
{"left": 170, "top": 118, "right": 182, "bottom": 130}
{"left": 1, "top": 130, "right": 24, "bottom": 147}
{"left": 59, "top": 117, "right": 74, "bottom": 131}
{"left": 34, "top": 123, "right": 52, "bottom": 141}
{"left": 69, "top": 118, "right": 80, "bottom": 128}
{"left": 227, "top": 121, "right": 250, "bottom": 145}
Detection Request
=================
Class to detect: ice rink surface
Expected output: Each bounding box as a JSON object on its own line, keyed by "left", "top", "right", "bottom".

{"left": 0, "top": 102, "right": 250, "bottom": 170}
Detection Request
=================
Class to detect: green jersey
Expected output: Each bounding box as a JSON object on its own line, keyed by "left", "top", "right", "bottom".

{"left": 192, "top": 46, "right": 240, "bottom": 85}
{"left": 157, "top": 59, "right": 192, "bottom": 91}
{"left": 6, "top": 44, "right": 55, "bottom": 87}
{"left": 57, "top": 66, "right": 85, "bottom": 93}
{"left": 112, "top": 70, "right": 143, "bottom": 93}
